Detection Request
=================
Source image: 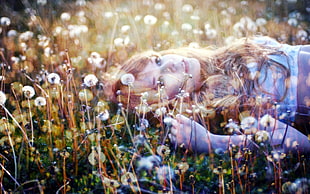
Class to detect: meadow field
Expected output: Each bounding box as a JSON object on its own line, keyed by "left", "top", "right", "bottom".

{"left": 0, "top": 0, "right": 309, "bottom": 193}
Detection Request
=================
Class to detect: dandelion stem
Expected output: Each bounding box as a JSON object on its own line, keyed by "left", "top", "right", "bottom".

{"left": 1, "top": 105, "right": 31, "bottom": 147}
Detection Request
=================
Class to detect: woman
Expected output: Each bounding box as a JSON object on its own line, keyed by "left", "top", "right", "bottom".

{"left": 104, "top": 36, "right": 310, "bottom": 154}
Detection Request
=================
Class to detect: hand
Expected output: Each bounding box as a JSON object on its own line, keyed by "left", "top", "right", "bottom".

{"left": 169, "top": 114, "right": 211, "bottom": 153}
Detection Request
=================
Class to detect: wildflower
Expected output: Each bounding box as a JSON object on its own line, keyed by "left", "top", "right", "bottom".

{"left": 182, "top": 4, "right": 193, "bottom": 12}
{"left": 47, "top": 73, "right": 61, "bottom": 84}
{"left": 254, "top": 130, "right": 270, "bottom": 143}
{"left": 143, "top": 15, "right": 157, "bottom": 25}
{"left": 34, "top": 96, "right": 47, "bottom": 106}
{"left": 22, "top": 85, "right": 35, "bottom": 98}
{"left": 156, "top": 165, "right": 174, "bottom": 181}
{"left": 137, "top": 155, "right": 161, "bottom": 171}
{"left": 156, "top": 145, "right": 171, "bottom": 157}
{"left": 0, "top": 17, "right": 11, "bottom": 26}
{"left": 60, "top": 12, "right": 71, "bottom": 21}
{"left": 175, "top": 162, "right": 189, "bottom": 174}
{"left": 84, "top": 74, "right": 98, "bottom": 87}
{"left": 0, "top": 91, "right": 6, "bottom": 105}
{"left": 260, "top": 114, "right": 276, "bottom": 128}
{"left": 96, "top": 110, "right": 109, "bottom": 121}
{"left": 120, "top": 172, "right": 137, "bottom": 185}
{"left": 120, "top": 73, "right": 135, "bottom": 85}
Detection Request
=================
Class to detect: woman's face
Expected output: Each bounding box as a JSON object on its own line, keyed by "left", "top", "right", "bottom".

{"left": 132, "top": 54, "right": 201, "bottom": 100}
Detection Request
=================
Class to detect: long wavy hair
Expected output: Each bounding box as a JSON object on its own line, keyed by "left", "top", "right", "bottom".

{"left": 104, "top": 37, "right": 290, "bottom": 110}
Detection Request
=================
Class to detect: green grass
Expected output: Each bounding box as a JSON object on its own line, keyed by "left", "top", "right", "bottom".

{"left": 0, "top": 0, "right": 309, "bottom": 193}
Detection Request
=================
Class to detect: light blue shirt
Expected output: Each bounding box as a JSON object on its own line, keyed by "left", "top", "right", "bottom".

{"left": 250, "top": 36, "right": 301, "bottom": 121}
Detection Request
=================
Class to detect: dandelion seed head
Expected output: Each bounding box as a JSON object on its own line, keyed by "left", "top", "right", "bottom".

{"left": 84, "top": 74, "right": 98, "bottom": 87}
{"left": 34, "top": 96, "right": 47, "bottom": 106}
{"left": 256, "top": 18, "right": 267, "bottom": 26}
{"left": 137, "top": 155, "right": 161, "bottom": 170}
{"left": 288, "top": 18, "right": 298, "bottom": 27}
{"left": 0, "top": 17, "right": 11, "bottom": 26}
{"left": 205, "top": 28, "right": 217, "bottom": 39}
{"left": 60, "top": 12, "right": 71, "bottom": 21}
{"left": 7, "top": 30, "right": 17, "bottom": 37}
{"left": 182, "top": 4, "right": 194, "bottom": 12}
{"left": 97, "top": 110, "right": 110, "bottom": 121}
{"left": 121, "top": 172, "right": 137, "bottom": 185}
{"left": 0, "top": 91, "right": 6, "bottom": 105}
{"left": 143, "top": 15, "right": 157, "bottom": 25}
{"left": 260, "top": 114, "right": 275, "bottom": 128}
{"left": 22, "top": 85, "right": 35, "bottom": 98}
{"left": 156, "top": 145, "right": 170, "bottom": 157}
{"left": 181, "top": 23, "right": 192, "bottom": 31}
{"left": 19, "top": 31, "right": 34, "bottom": 42}
{"left": 120, "top": 25, "right": 130, "bottom": 34}
{"left": 175, "top": 162, "right": 189, "bottom": 174}
{"left": 47, "top": 73, "right": 61, "bottom": 85}
{"left": 120, "top": 73, "right": 135, "bottom": 85}
{"left": 240, "top": 116, "right": 257, "bottom": 130}
{"left": 37, "top": 0, "right": 47, "bottom": 6}
{"left": 87, "top": 52, "right": 105, "bottom": 68}
{"left": 153, "top": 2, "right": 165, "bottom": 11}
{"left": 254, "top": 130, "right": 270, "bottom": 143}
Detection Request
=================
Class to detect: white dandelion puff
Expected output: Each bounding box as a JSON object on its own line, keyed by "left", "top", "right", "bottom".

{"left": 181, "top": 23, "right": 192, "bottom": 31}
{"left": 22, "top": 85, "right": 35, "bottom": 98}
{"left": 254, "top": 130, "right": 270, "bottom": 143}
{"left": 47, "top": 73, "right": 61, "bottom": 85}
{"left": 0, "top": 91, "right": 6, "bottom": 105}
{"left": 34, "top": 96, "right": 47, "bottom": 106}
{"left": 87, "top": 52, "right": 105, "bottom": 68}
{"left": 260, "top": 114, "right": 276, "bottom": 128}
{"left": 120, "top": 73, "right": 135, "bottom": 85}
{"left": 84, "top": 74, "right": 98, "bottom": 87}
{"left": 182, "top": 4, "right": 193, "bottom": 12}
{"left": 0, "top": 17, "right": 11, "bottom": 26}
{"left": 60, "top": 12, "right": 71, "bottom": 21}
{"left": 143, "top": 15, "right": 157, "bottom": 25}
{"left": 97, "top": 110, "right": 110, "bottom": 121}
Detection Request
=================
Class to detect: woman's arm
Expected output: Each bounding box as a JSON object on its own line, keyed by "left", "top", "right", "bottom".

{"left": 169, "top": 114, "right": 310, "bottom": 154}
